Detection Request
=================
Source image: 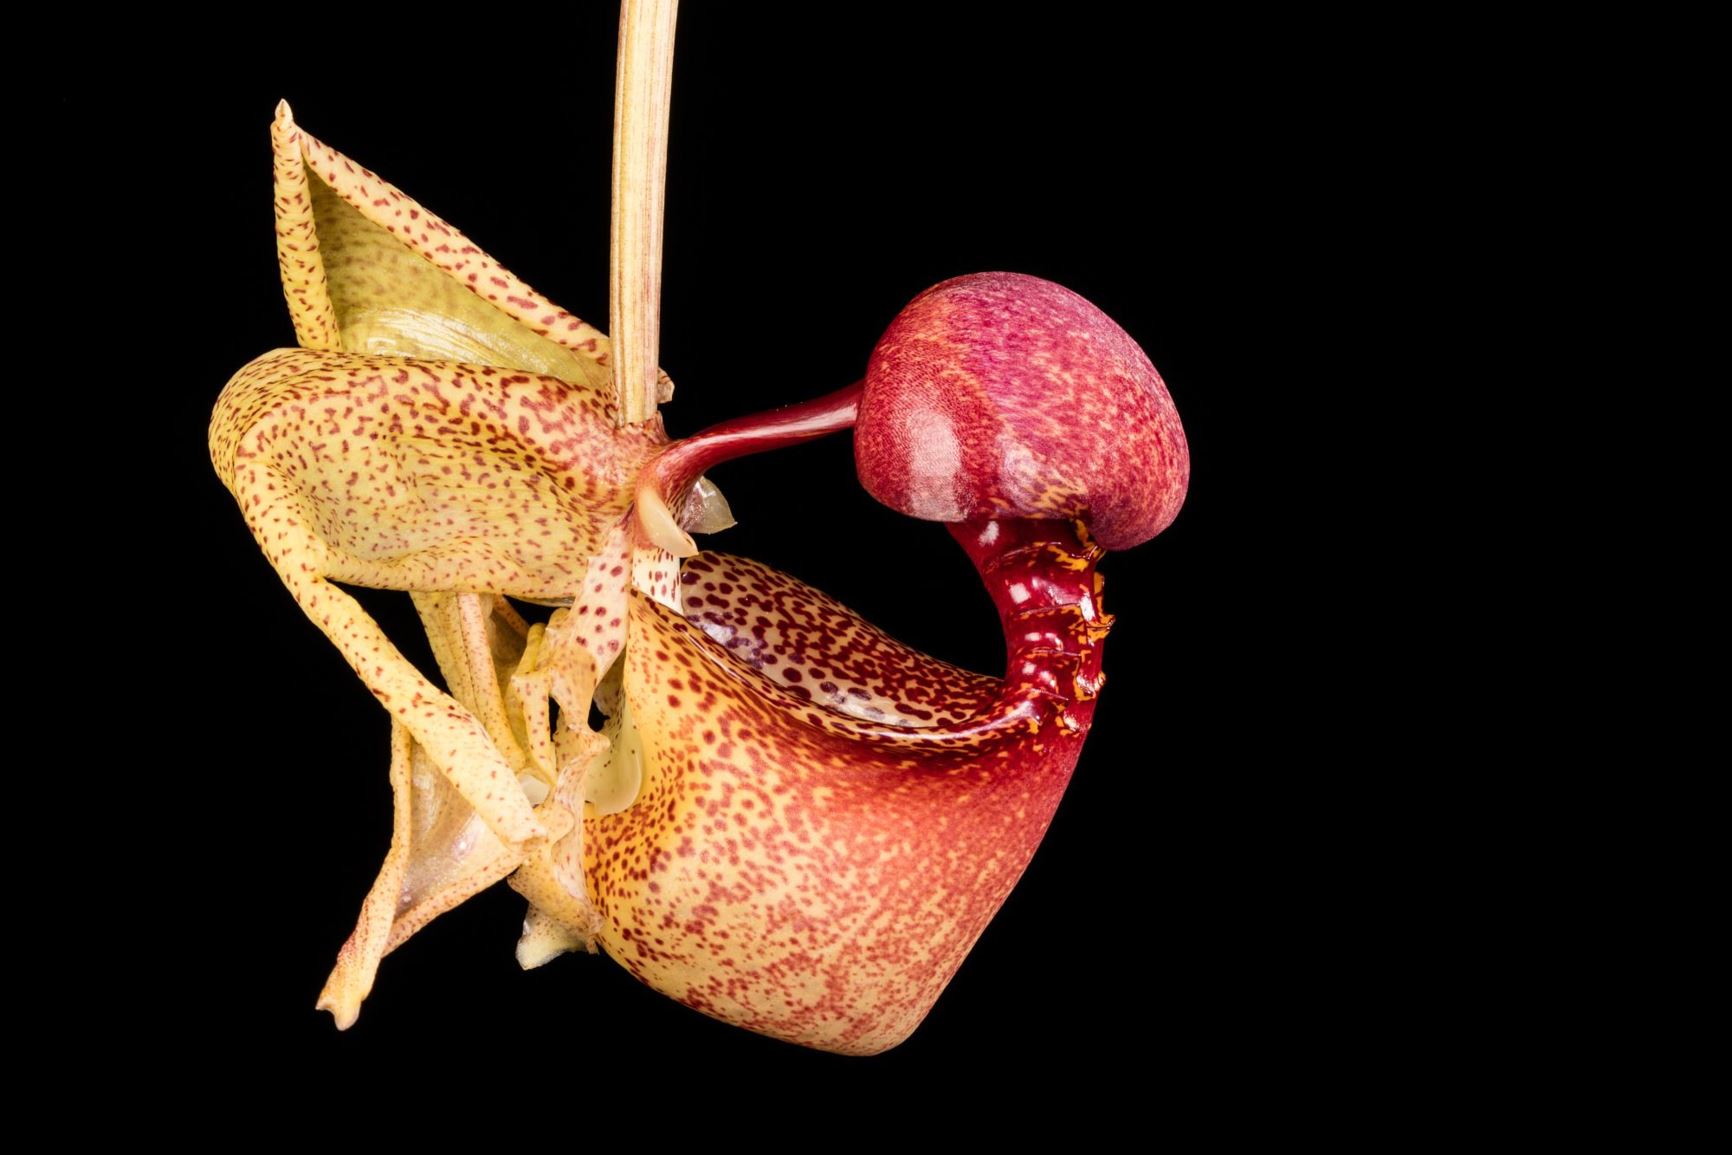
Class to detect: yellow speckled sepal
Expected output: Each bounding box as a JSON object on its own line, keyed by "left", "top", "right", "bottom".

{"left": 271, "top": 100, "right": 673, "bottom": 400}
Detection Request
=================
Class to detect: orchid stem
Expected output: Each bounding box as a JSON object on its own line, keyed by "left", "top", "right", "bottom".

{"left": 610, "top": 0, "right": 679, "bottom": 427}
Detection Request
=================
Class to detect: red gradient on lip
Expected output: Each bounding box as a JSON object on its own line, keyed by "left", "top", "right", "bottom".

{"left": 855, "top": 272, "right": 1190, "bottom": 551}
{"left": 584, "top": 518, "right": 1110, "bottom": 1053}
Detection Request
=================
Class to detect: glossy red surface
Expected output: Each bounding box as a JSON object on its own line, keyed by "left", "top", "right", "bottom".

{"left": 857, "top": 272, "right": 1190, "bottom": 550}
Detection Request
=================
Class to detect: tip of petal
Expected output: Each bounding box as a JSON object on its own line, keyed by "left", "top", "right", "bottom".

{"left": 274, "top": 98, "right": 294, "bottom": 128}
{"left": 516, "top": 906, "right": 597, "bottom": 970}
{"left": 635, "top": 486, "right": 698, "bottom": 557}
{"left": 315, "top": 990, "right": 360, "bottom": 1031}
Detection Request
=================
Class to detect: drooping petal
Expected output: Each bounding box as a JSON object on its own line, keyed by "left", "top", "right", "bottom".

{"left": 317, "top": 593, "right": 538, "bottom": 1027}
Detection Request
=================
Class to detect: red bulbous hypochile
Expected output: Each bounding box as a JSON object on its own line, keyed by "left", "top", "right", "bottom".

{"left": 854, "top": 271, "right": 1190, "bottom": 551}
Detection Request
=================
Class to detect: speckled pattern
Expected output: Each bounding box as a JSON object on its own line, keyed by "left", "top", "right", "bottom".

{"left": 270, "top": 101, "right": 672, "bottom": 401}
{"left": 856, "top": 272, "right": 1190, "bottom": 550}
{"left": 679, "top": 553, "right": 998, "bottom": 728}
{"left": 585, "top": 521, "right": 1106, "bottom": 1055}
{"left": 212, "top": 108, "right": 678, "bottom": 1027}
{"left": 213, "top": 348, "right": 663, "bottom": 598}
{"left": 212, "top": 342, "right": 675, "bottom": 1024}
{"left": 214, "top": 110, "right": 1157, "bottom": 1054}
{"left": 317, "top": 592, "right": 538, "bottom": 1024}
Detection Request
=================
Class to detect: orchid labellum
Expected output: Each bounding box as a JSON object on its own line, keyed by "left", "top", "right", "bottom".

{"left": 212, "top": 78, "right": 1187, "bottom": 1052}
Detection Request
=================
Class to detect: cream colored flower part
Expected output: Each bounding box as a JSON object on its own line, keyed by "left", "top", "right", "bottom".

{"left": 214, "top": 105, "right": 685, "bottom": 1028}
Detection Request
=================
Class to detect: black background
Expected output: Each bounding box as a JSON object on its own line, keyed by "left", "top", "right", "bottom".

{"left": 57, "top": 5, "right": 1380, "bottom": 1112}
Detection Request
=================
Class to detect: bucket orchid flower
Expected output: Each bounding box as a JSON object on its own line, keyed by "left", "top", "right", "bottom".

{"left": 212, "top": 101, "right": 1188, "bottom": 1055}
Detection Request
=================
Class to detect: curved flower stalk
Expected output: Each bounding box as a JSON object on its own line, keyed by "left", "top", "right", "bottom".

{"left": 212, "top": 105, "right": 1187, "bottom": 1053}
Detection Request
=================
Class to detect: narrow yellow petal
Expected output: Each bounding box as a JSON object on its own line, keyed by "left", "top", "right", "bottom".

{"left": 316, "top": 717, "right": 414, "bottom": 1030}
{"left": 319, "top": 593, "right": 546, "bottom": 1027}
{"left": 413, "top": 591, "right": 530, "bottom": 773}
